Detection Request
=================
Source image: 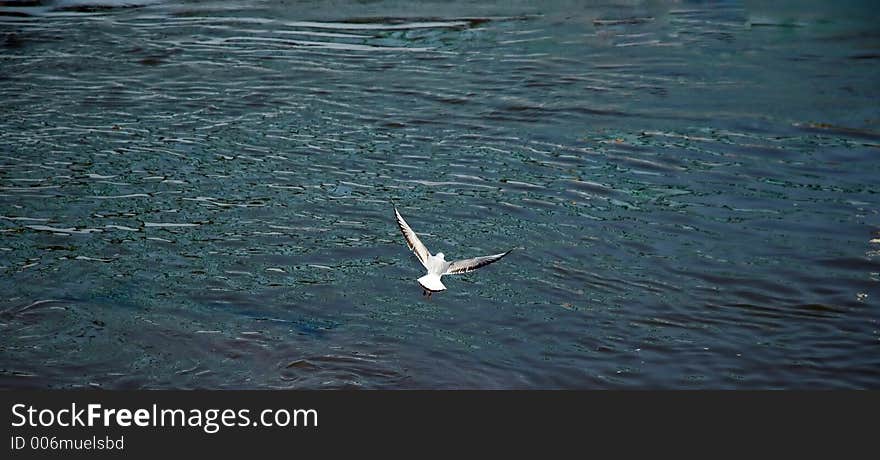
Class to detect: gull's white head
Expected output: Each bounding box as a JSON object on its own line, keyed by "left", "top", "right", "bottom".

{"left": 436, "top": 252, "right": 445, "bottom": 260}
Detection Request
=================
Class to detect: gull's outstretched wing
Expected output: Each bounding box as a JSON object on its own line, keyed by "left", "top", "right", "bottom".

{"left": 445, "top": 249, "right": 513, "bottom": 275}
{"left": 394, "top": 207, "right": 431, "bottom": 269}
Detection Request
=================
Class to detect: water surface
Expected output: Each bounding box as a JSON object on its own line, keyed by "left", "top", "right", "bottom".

{"left": 1, "top": 0, "right": 879, "bottom": 388}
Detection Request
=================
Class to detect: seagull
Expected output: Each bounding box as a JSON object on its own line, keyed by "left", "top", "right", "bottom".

{"left": 394, "top": 206, "right": 513, "bottom": 297}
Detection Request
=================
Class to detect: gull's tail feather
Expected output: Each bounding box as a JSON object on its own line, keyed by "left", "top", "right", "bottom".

{"left": 418, "top": 274, "right": 446, "bottom": 292}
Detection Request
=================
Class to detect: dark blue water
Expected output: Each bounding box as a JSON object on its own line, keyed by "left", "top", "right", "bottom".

{"left": 1, "top": 0, "right": 878, "bottom": 388}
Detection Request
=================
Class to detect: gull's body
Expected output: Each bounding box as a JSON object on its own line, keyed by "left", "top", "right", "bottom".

{"left": 394, "top": 206, "right": 512, "bottom": 297}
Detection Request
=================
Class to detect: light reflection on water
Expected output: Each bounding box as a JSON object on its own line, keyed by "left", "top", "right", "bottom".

{"left": 0, "top": 0, "right": 878, "bottom": 388}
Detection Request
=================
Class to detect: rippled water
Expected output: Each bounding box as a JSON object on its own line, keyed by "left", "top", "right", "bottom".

{"left": 1, "top": 0, "right": 878, "bottom": 389}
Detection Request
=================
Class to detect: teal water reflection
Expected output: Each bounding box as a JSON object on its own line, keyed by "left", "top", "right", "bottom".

{"left": 1, "top": 0, "right": 878, "bottom": 388}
